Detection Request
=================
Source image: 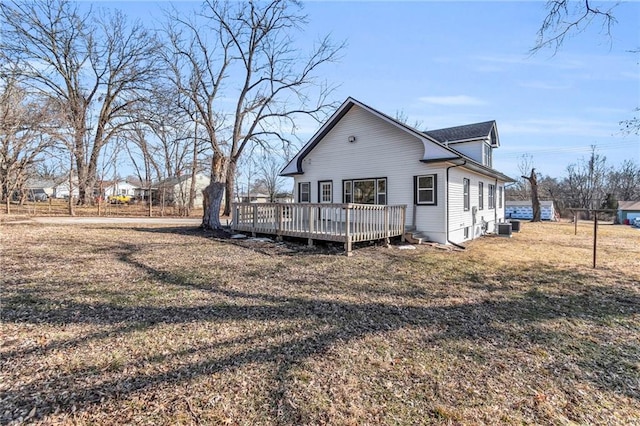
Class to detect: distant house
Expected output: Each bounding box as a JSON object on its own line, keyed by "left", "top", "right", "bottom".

{"left": 52, "top": 176, "right": 79, "bottom": 199}
{"left": 274, "top": 192, "right": 294, "bottom": 203}
{"left": 505, "top": 200, "right": 557, "bottom": 221}
{"left": 155, "top": 174, "right": 210, "bottom": 206}
{"left": 240, "top": 193, "right": 271, "bottom": 203}
{"left": 24, "top": 178, "right": 56, "bottom": 197}
{"left": 101, "top": 179, "right": 138, "bottom": 198}
{"left": 617, "top": 200, "right": 640, "bottom": 224}
{"left": 240, "top": 192, "right": 293, "bottom": 203}
{"left": 280, "top": 97, "right": 514, "bottom": 245}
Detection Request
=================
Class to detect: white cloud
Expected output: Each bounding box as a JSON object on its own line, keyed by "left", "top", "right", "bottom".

{"left": 418, "top": 95, "right": 487, "bottom": 106}
{"left": 518, "top": 81, "right": 571, "bottom": 90}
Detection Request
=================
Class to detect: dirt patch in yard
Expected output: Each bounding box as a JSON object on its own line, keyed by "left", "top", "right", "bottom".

{"left": 1, "top": 221, "right": 638, "bottom": 425}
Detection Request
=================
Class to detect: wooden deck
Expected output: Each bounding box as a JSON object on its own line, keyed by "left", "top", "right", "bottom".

{"left": 232, "top": 202, "right": 407, "bottom": 255}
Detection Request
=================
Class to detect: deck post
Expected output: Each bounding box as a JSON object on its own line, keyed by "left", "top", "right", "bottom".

{"left": 232, "top": 204, "right": 238, "bottom": 230}
{"left": 400, "top": 205, "right": 406, "bottom": 242}
{"left": 308, "top": 205, "right": 315, "bottom": 246}
{"left": 344, "top": 204, "right": 352, "bottom": 256}
{"left": 276, "top": 204, "right": 283, "bottom": 241}
{"left": 252, "top": 204, "right": 258, "bottom": 237}
{"left": 384, "top": 206, "right": 390, "bottom": 247}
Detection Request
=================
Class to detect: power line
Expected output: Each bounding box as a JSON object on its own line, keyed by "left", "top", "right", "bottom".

{"left": 499, "top": 140, "right": 639, "bottom": 159}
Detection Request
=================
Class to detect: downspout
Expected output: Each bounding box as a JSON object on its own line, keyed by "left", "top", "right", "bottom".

{"left": 446, "top": 160, "right": 467, "bottom": 249}
{"left": 494, "top": 177, "right": 499, "bottom": 228}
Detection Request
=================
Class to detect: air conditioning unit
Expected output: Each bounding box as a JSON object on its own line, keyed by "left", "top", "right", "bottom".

{"left": 497, "top": 222, "right": 512, "bottom": 237}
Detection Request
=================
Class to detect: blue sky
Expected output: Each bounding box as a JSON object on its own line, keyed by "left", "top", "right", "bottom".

{"left": 106, "top": 1, "right": 639, "bottom": 180}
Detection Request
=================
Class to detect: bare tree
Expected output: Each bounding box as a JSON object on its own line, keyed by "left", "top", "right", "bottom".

{"left": 255, "top": 155, "right": 287, "bottom": 202}
{"left": 533, "top": 2, "right": 638, "bottom": 135}
{"left": 521, "top": 168, "right": 542, "bottom": 222}
{"left": 1, "top": 0, "right": 160, "bottom": 205}
{"left": 0, "top": 66, "right": 58, "bottom": 213}
{"left": 565, "top": 147, "right": 609, "bottom": 218}
{"left": 606, "top": 159, "right": 640, "bottom": 201}
{"left": 163, "top": 0, "right": 343, "bottom": 229}
{"left": 532, "top": 0, "right": 618, "bottom": 53}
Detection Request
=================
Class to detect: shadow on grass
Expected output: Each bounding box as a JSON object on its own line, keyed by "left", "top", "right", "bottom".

{"left": 2, "top": 241, "right": 639, "bottom": 424}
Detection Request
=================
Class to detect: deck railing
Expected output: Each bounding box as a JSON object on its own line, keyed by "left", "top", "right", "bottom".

{"left": 232, "top": 202, "right": 407, "bottom": 255}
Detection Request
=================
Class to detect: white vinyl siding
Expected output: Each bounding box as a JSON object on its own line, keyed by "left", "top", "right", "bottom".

{"left": 448, "top": 140, "right": 483, "bottom": 163}
{"left": 447, "top": 168, "right": 507, "bottom": 244}
{"left": 292, "top": 105, "right": 447, "bottom": 242}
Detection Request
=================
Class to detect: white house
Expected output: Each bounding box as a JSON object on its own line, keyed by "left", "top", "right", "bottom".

{"left": 103, "top": 180, "right": 137, "bottom": 198}
{"left": 52, "top": 176, "right": 79, "bottom": 199}
{"left": 280, "top": 97, "right": 514, "bottom": 245}
{"left": 155, "top": 174, "right": 210, "bottom": 207}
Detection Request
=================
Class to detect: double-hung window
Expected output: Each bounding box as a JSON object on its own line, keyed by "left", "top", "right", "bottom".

{"left": 415, "top": 175, "right": 437, "bottom": 205}
{"left": 488, "top": 184, "right": 495, "bottom": 209}
{"left": 298, "top": 182, "right": 310, "bottom": 203}
{"left": 343, "top": 178, "right": 387, "bottom": 204}
{"left": 484, "top": 144, "right": 492, "bottom": 167}
{"left": 478, "top": 182, "right": 484, "bottom": 210}
{"left": 498, "top": 186, "right": 503, "bottom": 209}
{"left": 463, "top": 178, "right": 470, "bottom": 211}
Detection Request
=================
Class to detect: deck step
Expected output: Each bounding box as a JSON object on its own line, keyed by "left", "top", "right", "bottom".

{"left": 404, "top": 231, "right": 429, "bottom": 245}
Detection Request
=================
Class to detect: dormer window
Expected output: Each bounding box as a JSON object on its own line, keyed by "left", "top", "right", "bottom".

{"left": 484, "top": 144, "right": 492, "bottom": 167}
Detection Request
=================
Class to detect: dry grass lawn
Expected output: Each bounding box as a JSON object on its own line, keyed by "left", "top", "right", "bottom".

{"left": 1, "top": 220, "right": 639, "bottom": 425}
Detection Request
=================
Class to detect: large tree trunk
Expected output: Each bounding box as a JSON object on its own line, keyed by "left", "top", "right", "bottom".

{"left": 522, "top": 168, "right": 541, "bottom": 222}
{"left": 223, "top": 160, "right": 237, "bottom": 217}
{"left": 202, "top": 181, "right": 225, "bottom": 229}
{"left": 202, "top": 154, "right": 227, "bottom": 230}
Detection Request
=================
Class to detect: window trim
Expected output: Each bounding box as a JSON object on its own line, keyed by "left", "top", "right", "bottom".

{"left": 342, "top": 177, "right": 387, "bottom": 205}
{"left": 318, "top": 180, "right": 333, "bottom": 203}
{"left": 463, "top": 178, "right": 470, "bottom": 211}
{"left": 498, "top": 186, "right": 503, "bottom": 209}
{"left": 414, "top": 174, "right": 438, "bottom": 206}
{"left": 478, "top": 182, "right": 484, "bottom": 210}
{"left": 298, "top": 182, "right": 310, "bottom": 203}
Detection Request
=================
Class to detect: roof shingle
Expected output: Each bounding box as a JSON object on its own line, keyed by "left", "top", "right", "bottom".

{"left": 424, "top": 121, "right": 496, "bottom": 143}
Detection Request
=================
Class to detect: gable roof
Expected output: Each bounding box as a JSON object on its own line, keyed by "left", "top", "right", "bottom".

{"left": 618, "top": 200, "right": 640, "bottom": 211}
{"left": 281, "top": 97, "right": 513, "bottom": 182}
{"left": 424, "top": 121, "right": 499, "bottom": 146}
